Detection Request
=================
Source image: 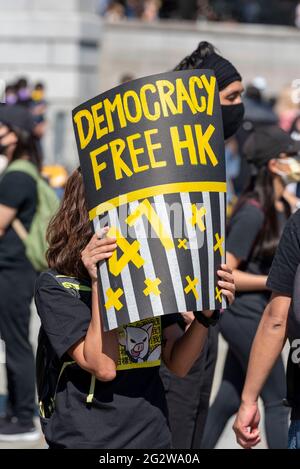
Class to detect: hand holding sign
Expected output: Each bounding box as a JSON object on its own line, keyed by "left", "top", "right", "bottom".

{"left": 73, "top": 70, "right": 226, "bottom": 331}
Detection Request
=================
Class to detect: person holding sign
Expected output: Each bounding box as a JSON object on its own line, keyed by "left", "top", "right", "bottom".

{"left": 34, "top": 168, "right": 235, "bottom": 449}
{"left": 159, "top": 41, "right": 245, "bottom": 449}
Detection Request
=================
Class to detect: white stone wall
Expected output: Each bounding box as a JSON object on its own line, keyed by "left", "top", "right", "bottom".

{"left": 99, "top": 20, "right": 300, "bottom": 97}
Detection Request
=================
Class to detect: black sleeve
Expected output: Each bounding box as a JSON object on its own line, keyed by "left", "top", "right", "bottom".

{"left": 267, "top": 211, "right": 300, "bottom": 296}
{"left": 0, "top": 171, "right": 36, "bottom": 209}
{"left": 35, "top": 273, "right": 92, "bottom": 359}
{"left": 227, "top": 203, "right": 264, "bottom": 261}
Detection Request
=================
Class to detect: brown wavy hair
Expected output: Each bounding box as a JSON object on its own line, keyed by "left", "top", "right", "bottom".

{"left": 46, "top": 169, "right": 93, "bottom": 280}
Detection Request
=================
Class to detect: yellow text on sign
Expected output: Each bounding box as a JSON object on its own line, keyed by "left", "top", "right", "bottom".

{"left": 87, "top": 123, "right": 219, "bottom": 192}
{"left": 73, "top": 74, "right": 216, "bottom": 149}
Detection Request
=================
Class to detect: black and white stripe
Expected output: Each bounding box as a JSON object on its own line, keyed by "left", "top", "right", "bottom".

{"left": 95, "top": 192, "right": 225, "bottom": 331}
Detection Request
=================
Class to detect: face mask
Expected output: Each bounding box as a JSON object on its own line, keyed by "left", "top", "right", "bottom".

{"left": 31, "top": 90, "right": 44, "bottom": 102}
{"left": 6, "top": 94, "right": 17, "bottom": 105}
{"left": 18, "top": 88, "right": 30, "bottom": 101}
{"left": 221, "top": 103, "right": 245, "bottom": 140}
{"left": 274, "top": 157, "right": 300, "bottom": 185}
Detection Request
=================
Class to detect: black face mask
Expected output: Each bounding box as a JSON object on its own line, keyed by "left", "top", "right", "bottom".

{"left": 221, "top": 103, "right": 245, "bottom": 140}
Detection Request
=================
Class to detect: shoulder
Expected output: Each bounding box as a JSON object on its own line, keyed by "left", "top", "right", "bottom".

{"left": 229, "top": 201, "right": 264, "bottom": 231}
{"left": 35, "top": 270, "right": 92, "bottom": 306}
{"left": 35, "top": 270, "right": 65, "bottom": 299}
{"left": 234, "top": 200, "right": 264, "bottom": 220}
{"left": 1, "top": 170, "right": 36, "bottom": 186}
{"left": 0, "top": 171, "right": 37, "bottom": 202}
{"left": 288, "top": 209, "right": 300, "bottom": 233}
{"left": 35, "top": 270, "right": 59, "bottom": 289}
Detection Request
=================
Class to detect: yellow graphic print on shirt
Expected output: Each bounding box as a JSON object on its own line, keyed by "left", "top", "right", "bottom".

{"left": 117, "top": 317, "right": 162, "bottom": 371}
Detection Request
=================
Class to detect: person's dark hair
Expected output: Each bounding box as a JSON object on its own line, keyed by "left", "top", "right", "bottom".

{"left": 230, "top": 167, "right": 291, "bottom": 260}
{"left": 9, "top": 128, "right": 42, "bottom": 171}
{"left": 46, "top": 169, "right": 93, "bottom": 280}
{"left": 174, "top": 41, "right": 216, "bottom": 71}
{"left": 35, "top": 82, "right": 45, "bottom": 90}
{"left": 290, "top": 115, "right": 300, "bottom": 134}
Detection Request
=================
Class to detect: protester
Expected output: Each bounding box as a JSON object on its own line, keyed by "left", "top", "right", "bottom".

{"left": 202, "top": 126, "right": 300, "bottom": 449}
{"left": 0, "top": 105, "right": 42, "bottom": 441}
{"left": 233, "top": 154, "right": 300, "bottom": 450}
{"left": 159, "top": 40, "right": 244, "bottom": 449}
{"left": 16, "top": 78, "right": 32, "bottom": 108}
{"left": 30, "top": 83, "right": 47, "bottom": 125}
{"left": 34, "top": 168, "right": 235, "bottom": 449}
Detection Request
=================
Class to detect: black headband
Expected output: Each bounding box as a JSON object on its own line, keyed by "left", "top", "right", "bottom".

{"left": 200, "top": 52, "right": 242, "bottom": 91}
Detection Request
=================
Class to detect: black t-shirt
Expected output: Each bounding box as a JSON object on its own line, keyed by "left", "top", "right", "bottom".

{"left": 226, "top": 201, "right": 287, "bottom": 319}
{"left": 267, "top": 209, "right": 300, "bottom": 419}
{"left": 35, "top": 270, "right": 181, "bottom": 449}
{"left": 0, "top": 170, "right": 37, "bottom": 269}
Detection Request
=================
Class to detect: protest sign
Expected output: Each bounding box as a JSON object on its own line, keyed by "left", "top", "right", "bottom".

{"left": 73, "top": 70, "right": 226, "bottom": 331}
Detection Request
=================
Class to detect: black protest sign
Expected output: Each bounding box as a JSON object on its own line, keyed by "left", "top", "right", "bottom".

{"left": 73, "top": 70, "right": 226, "bottom": 331}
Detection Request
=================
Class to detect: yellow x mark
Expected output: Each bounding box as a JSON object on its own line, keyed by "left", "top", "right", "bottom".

{"left": 184, "top": 275, "right": 199, "bottom": 300}
{"left": 105, "top": 287, "right": 124, "bottom": 311}
{"left": 143, "top": 278, "right": 162, "bottom": 297}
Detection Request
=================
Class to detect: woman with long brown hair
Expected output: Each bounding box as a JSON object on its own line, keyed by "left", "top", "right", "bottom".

{"left": 34, "top": 168, "right": 235, "bottom": 449}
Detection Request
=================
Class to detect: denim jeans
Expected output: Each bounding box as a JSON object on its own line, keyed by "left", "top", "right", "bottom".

{"left": 288, "top": 420, "right": 300, "bottom": 449}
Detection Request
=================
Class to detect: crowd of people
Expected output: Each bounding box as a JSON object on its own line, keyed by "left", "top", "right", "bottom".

{"left": 98, "top": 0, "right": 300, "bottom": 27}
{"left": 0, "top": 38, "right": 300, "bottom": 450}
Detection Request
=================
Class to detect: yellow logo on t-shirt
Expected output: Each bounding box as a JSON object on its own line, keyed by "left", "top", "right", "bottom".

{"left": 117, "top": 317, "right": 162, "bottom": 371}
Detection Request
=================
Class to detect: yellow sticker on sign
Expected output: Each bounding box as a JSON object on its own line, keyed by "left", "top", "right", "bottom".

{"left": 117, "top": 317, "right": 162, "bottom": 371}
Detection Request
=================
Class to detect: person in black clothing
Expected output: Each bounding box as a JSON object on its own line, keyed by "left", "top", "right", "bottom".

{"left": 34, "top": 168, "right": 235, "bottom": 449}
{"left": 0, "top": 105, "right": 41, "bottom": 441}
{"left": 203, "top": 126, "right": 300, "bottom": 449}
{"left": 234, "top": 204, "right": 300, "bottom": 449}
{"left": 159, "top": 40, "right": 244, "bottom": 449}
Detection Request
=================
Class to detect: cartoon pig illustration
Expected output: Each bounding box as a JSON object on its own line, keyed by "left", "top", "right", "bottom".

{"left": 119, "top": 322, "right": 161, "bottom": 363}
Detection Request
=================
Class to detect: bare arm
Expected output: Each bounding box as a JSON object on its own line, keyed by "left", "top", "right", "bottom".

{"left": 227, "top": 251, "right": 268, "bottom": 292}
{"left": 69, "top": 281, "right": 119, "bottom": 382}
{"left": 68, "top": 231, "right": 119, "bottom": 382}
{"left": 233, "top": 292, "right": 290, "bottom": 448}
{"left": 162, "top": 317, "right": 210, "bottom": 377}
{"left": 0, "top": 204, "right": 16, "bottom": 237}
{"left": 241, "top": 292, "right": 290, "bottom": 404}
{"left": 163, "top": 264, "right": 235, "bottom": 377}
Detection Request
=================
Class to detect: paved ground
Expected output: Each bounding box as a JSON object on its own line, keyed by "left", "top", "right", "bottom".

{"left": 0, "top": 303, "right": 276, "bottom": 449}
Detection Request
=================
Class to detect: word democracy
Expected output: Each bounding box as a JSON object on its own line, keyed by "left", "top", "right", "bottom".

{"left": 73, "top": 74, "right": 218, "bottom": 190}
